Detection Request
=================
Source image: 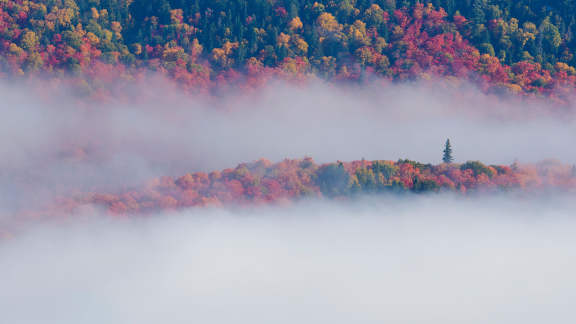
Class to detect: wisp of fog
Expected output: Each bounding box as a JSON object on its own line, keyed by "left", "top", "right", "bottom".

{"left": 1, "top": 78, "right": 575, "bottom": 214}
{"left": 2, "top": 195, "right": 576, "bottom": 324}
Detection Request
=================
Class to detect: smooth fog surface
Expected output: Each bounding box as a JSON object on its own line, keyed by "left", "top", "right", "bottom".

{"left": 2, "top": 195, "right": 576, "bottom": 324}
{"left": 1, "top": 78, "right": 576, "bottom": 213}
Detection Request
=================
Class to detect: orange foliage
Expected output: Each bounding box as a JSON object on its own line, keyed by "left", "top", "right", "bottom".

{"left": 33, "top": 158, "right": 575, "bottom": 217}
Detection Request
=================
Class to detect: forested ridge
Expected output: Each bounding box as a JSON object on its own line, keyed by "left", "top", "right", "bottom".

{"left": 35, "top": 157, "right": 575, "bottom": 216}
{"left": 3, "top": 0, "right": 576, "bottom": 100}
{"left": 4, "top": 1, "right": 576, "bottom": 219}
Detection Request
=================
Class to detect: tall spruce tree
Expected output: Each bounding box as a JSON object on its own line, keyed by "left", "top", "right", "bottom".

{"left": 443, "top": 139, "right": 453, "bottom": 163}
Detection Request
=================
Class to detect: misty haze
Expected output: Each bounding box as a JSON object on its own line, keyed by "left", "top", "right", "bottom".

{"left": 3, "top": 196, "right": 576, "bottom": 324}
{"left": 2, "top": 0, "right": 576, "bottom": 323}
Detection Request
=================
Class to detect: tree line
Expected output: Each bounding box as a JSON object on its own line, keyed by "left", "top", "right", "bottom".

{"left": 2, "top": 0, "right": 576, "bottom": 99}
{"left": 34, "top": 156, "right": 576, "bottom": 216}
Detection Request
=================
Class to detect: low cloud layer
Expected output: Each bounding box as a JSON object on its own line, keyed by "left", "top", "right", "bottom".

{"left": 2, "top": 195, "right": 576, "bottom": 324}
{"left": 1, "top": 77, "right": 576, "bottom": 214}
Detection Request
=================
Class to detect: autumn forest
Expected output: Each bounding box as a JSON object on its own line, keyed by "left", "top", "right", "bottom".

{"left": 3, "top": 0, "right": 576, "bottom": 101}
{"left": 3, "top": 2, "right": 576, "bottom": 322}
{"left": 0, "top": 0, "right": 575, "bottom": 218}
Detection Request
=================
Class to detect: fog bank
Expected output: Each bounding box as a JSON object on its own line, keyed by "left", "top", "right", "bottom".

{"left": 2, "top": 78, "right": 576, "bottom": 213}
{"left": 2, "top": 195, "right": 576, "bottom": 324}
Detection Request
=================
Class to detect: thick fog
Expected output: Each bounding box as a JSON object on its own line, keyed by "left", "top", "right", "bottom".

{"left": 3, "top": 79, "right": 575, "bottom": 174}
{"left": 2, "top": 195, "right": 576, "bottom": 324}
{"left": 3, "top": 76, "right": 576, "bottom": 322}
{"left": 1, "top": 77, "right": 575, "bottom": 213}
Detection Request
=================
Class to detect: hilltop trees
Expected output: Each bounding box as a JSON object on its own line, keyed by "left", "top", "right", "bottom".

{"left": 443, "top": 139, "right": 453, "bottom": 163}
{"left": 40, "top": 157, "right": 575, "bottom": 216}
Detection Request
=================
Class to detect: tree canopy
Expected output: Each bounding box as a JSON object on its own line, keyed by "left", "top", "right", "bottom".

{"left": 31, "top": 157, "right": 576, "bottom": 216}
{"left": 2, "top": 0, "right": 576, "bottom": 100}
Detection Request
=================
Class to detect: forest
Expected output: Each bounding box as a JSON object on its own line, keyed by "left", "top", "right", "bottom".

{"left": 3, "top": 2, "right": 576, "bottom": 320}
{"left": 32, "top": 157, "right": 574, "bottom": 217}
{"left": 2, "top": 0, "right": 576, "bottom": 102}
{"left": 3, "top": 1, "right": 576, "bottom": 217}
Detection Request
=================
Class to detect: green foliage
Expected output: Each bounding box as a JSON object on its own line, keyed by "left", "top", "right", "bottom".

{"left": 412, "top": 176, "right": 440, "bottom": 193}
{"left": 354, "top": 160, "right": 399, "bottom": 192}
{"left": 315, "top": 163, "right": 351, "bottom": 197}
{"left": 2, "top": 0, "right": 576, "bottom": 95}
{"left": 397, "top": 159, "right": 432, "bottom": 171}
{"left": 64, "top": 156, "right": 576, "bottom": 215}
{"left": 442, "top": 139, "right": 453, "bottom": 163}
{"left": 479, "top": 43, "right": 495, "bottom": 56}
{"left": 460, "top": 161, "right": 495, "bottom": 177}
{"left": 371, "top": 160, "right": 397, "bottom": 180}
{"left": 490, "top": 165, "right": 509, "bottom": 174}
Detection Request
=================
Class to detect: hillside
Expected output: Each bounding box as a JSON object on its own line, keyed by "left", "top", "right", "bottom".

{"left": 2, "top": 1, "right": 576, "bottom": 100}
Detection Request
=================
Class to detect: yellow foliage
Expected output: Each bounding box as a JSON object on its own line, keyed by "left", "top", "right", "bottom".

{"left": 212, "top": 48, "right": 225, "bottom": 61}
{"left": 555, "top": 62, "right": 576, "bottom": 75}
{"left": 247, "top": 57, "right": 263, "bottom": 68}
{"left": 523, "top": 22, "right": 537, "bottom": 34}
{"left": 555, "top": 62, "right": 570, "bottom": 71}
{"left": 190, "top": 38, "right": 203, "bottom": 56}
{"left": 111, "top": 21, "right": 122, "bottom": 39}
{"left": 104, "top": 30, "right": 113, "bottom": 41}
{"left": 281, "top": 57, "right": 302, "bottom": 74}
{"left": 355, "top": 47, "right": 373, "bottom": 66}
{"left": 222, "top": 41, "right": 238, "bottom": 55}
{"left": 392, "top": 25, "right": 404, "bottom": 38}
{"left": 86, "top": 32, "right": 100, "bottom": 45}
{"left": 163, "top": 47, "right": 187, "bottom": 62}
{"left": 46, "top": 20, "right": 55, "bottom": 31}
{"left": 20, "top": 31, "right": 39, "bottom": 51}
{"left": 319, "top": 56, "right": 336, "bottom": 70}
{"left": 348, "top": 20, "right": 369, "bottom": 46}
{"left": 509, "top": 18, "right": 519, "bottom": 33}
{"left": 90, "top": 7, "right": 99, "bottom": 20}
{"left": 24, "top": 52, "right": 44, "bottom": 72}
{"left": 52, "top": 7, "right": 74, "bottom": 27}
{"left": 277, "top": 32, "right": 290, "bottom": 47}
{"left": 374, "top": 37, "right": 388, "bottom": 53}
{"left": 364, "top": 4, "right": 384, "bottom": 25}
{"left": 212, "top": 46, "right": 235, "bottom": 67}
{"left": 292, "top": 36, "right": 309, "bottom": 54}
{"left": 65, "top": 45, "right": 76, "bottom": 57}
{"left": 289, "top": 17, "right": 303, "bottom": 31}
{"left": 317, "top": 12, "right": 342, "bottom": 36}
{"left": 352, "top": 20, "right": 367, "bottom": 33}
{"left": 9, "top": 43, "right": 25, "bottom": 57}
{"left": 63, "top": 0, "right": 79, "bottom": 13}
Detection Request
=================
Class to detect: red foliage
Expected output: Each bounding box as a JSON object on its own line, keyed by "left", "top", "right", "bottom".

{"left": 28, "top": 158, "right": 574, "bottom": 217}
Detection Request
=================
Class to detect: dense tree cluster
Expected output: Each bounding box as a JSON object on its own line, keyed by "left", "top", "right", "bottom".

{"left": 2, "top": 1, "right": 576, "bottom": 99}
{"left": 43, "top": 157, "right": 576, "bottom": 216}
